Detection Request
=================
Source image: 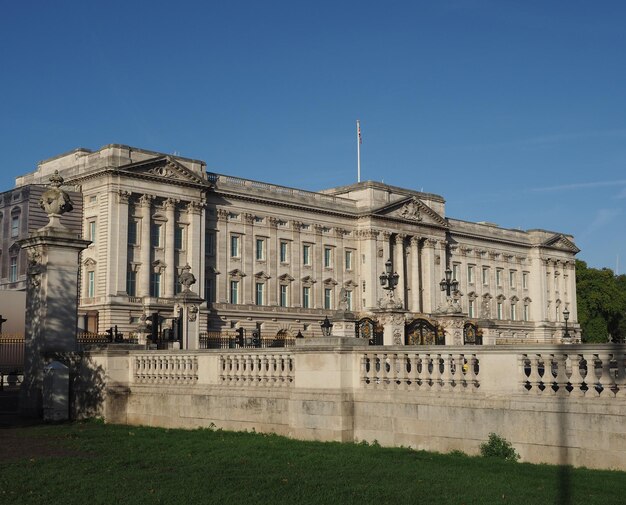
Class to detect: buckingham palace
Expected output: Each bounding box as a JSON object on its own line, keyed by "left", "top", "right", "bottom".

{"left": 1, "top": 144, "right": 579, "bottom": 344}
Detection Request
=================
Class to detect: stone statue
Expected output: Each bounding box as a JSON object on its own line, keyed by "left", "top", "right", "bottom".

{"left": 39, "top": 170, "right": 74, "bottom": 217}
{"left": 337, "top": 288, "right": 349, "bottom": 311}
{"left": 178, "top": 264, "right": 196, "bottom": 292}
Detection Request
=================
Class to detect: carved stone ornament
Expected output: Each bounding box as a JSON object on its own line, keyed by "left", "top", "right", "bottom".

{"left": 39, "top": 170, "right": 74, "bottom": 226}
{"left": 337, "top": 288, "right": 349, "bottom": 311}
{"left": 377, "top": 290, "right": 404, "bottom": 310}
{"left": 178, "top": 264, "right": 196, "bottom": 291}
{"left": 399, "top": 197, "right": 422, "bottom": 222}
{"left": 393, "top": 329, "right": 403, "bottom": 345}
{"left": 188, "top": 304, "right": 198, "bottom": 322}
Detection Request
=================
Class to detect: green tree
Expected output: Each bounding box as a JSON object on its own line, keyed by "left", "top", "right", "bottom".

{"left": 576, "top": 260, "right": 626, "bottom": 342}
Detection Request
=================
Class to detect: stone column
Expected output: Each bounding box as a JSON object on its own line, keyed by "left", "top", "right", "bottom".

{"left": 164, "top": 198, "right": 177, "bottom": 298}
{"left": 314, "top": 224, "right": 324, "bottom": 309}
{"left": 394, "top": 234, "right": 406, "bottom": 309}
{"left": 421, "top": 238, "right": 437, "bottom": 314}
{"left": 410, "top": 236, "right": 421, "bottom": 313}
{"left": 243, "top": 213, "right": 255, "bottom": 304}
{"left": 359, "top": 229, "right": 378, "bottom": 310}
{"left": 216, "top": 209, "right": 229, "bottom": 303}
{"left": 268, "top": 218, "right": 279, "bottom": 306}
{"left": 112, "top": 190, "right": 130, "bottom": 295}
{"left": 567, "top": 261, "right": 578, "bottom": 324}
{"left": 379, "top": 311, "right": 406, "bottom": 346}
{"left": 292, "top": 221, "right": 302, "bottom": 307}
{"left": 187, "top": 201, "right": 204, "bottom": 298}
{"left": 138, "top": 195, "right": 153, "bottom": 297}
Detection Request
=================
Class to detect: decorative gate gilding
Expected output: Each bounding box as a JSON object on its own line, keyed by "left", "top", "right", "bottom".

{"left": 355, "top": 318, "right": 383, "bottom": 346}
{"left": 405, "top": 318, "right": 444, "bottom": 345}
{"left": 463, "top": 322, "right": 482, "bottom": 345}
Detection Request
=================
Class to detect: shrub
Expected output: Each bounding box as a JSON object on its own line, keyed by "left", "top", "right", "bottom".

{"left": 479, "top": 433, "right": 520, "bottom": 461}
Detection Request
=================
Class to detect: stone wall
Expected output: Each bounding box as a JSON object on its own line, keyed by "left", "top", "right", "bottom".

{"left": 84, "top": 342, "right": 626, "bottom": 471}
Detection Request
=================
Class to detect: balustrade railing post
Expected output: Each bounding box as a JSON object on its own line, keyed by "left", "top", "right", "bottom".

{"left": 616, "top": 351, "right": 626, "bottom": 397}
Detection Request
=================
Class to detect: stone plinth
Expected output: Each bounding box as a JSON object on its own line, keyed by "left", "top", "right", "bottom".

{"left": 174, "top": 291, "right": 205, "bottom": 350}
{"left": 373, "top": 310, "right": 407, "bottom": 345}
{"left": 328, "top": 312, "right": 356, "bottom": 338}
{"left": 19, "top": 227, "right": 91, "bottom": 417}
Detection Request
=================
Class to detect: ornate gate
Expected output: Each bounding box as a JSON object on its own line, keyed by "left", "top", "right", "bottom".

{"left": 405, "top": 318, "right": 444, "bottom": 345}
{"left": 463, "top": 322, "right": 483, "bottom": 345}
{"left": 355, "top": 317, "right": 383, "bottom": 346}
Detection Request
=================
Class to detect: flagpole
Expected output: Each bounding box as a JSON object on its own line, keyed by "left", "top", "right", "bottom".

{"left": 356, "top": 120, "right": 361, "bottom": 183}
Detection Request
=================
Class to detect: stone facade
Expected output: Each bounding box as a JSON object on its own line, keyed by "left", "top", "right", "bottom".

{"left": 8, "top": 144, "right": 579, "bottom": 343}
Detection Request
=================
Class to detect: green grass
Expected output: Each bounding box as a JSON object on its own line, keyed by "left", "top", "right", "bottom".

{"left": 0, "top": 421, "right": 624, "bottom": 505}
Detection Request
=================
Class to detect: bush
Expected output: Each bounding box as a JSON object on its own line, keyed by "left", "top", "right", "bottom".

{"left": 480, "top": 433, "right": 520, "bottom": 461}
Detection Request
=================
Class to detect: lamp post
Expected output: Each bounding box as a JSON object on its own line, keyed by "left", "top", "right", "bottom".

{"left": 379, "top": 259, "right": 399, "bottom": 294}
{"left": 563, "top": 308, "right": 571, "bottom": 339}
{"left": 439, "top": 267, "right": 459, "bottom": 298}
{"left": 320, "top": 316, "right": 333, "bottom": 337}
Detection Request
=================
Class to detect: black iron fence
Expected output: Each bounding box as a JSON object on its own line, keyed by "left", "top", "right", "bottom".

{"left": 199, "top": 331, "right": 296, "bottom": 350}
{"left": 0, "top": 334, "right": 24, "bottom": 388}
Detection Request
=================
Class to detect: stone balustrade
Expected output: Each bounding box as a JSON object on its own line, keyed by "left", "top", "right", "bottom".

{"left": 219, "top": 353, "right": 294, "bottom": 387}
{"left": 134, "top": 353, "right": 199, "bottom": 384}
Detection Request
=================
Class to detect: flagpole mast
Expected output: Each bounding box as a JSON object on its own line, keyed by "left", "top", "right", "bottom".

{"left": 356, "top": 119, "right": 361, "bottom": 183}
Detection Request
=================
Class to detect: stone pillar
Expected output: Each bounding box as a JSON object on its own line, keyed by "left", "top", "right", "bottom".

{"left": 113, "top": 190, "right": 130, "bottom": 295}
{"left": 19, "top": 172, "right": 91, "bottom": 416}
{"left": 421, "top": 238, "right": 437, "bottom": 314}
{"left": 138, "top": 195, "right": 153, "bottom": 297}
{"left": 216, "top": 209, "right": 229, "bottom": 303}
{"left": 335, "top": 228, "right": 345, "bottom": 298}
{"left": 360, "top": 229, "right": 378, "bottom": 310}
{"left": 243, "top": 213, "right": 255, "bottom": 304}
{"left": 379, "top": 310, "right": 406, "bottom": 346}
{"left": 268, "top": 218, "right": 279, "bottom": 306}
{"left": 314, "top": 224, "right": 324, "bottom": 309}
{"left": 187, "top": 201, "right": 204, "bottom": 298}
{"left": 394, "top": 234, "right": 406, "bottom": 309}
{"left": 567, "top": 261, "right": 578, "bottom": 324}
{"left": 164, "top": 198, "right": 177, "bottom": 298}
{"left": 331, "top": 312, "right": 356, "bottom": 338}
{"left": 439, "top": 315, "right": 465, "bottom": 345}
{"left": 292, "top": 221, "right": 302, "bottom": 307}
{"left": 410, "top": 236, "right": 421, "bottom": 313}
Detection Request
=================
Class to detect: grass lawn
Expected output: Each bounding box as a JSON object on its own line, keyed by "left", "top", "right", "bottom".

{"left": 0, "top": 421, "right": 624, "bottom": 505}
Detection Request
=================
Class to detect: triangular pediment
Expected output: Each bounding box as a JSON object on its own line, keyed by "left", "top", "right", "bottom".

{"left": 120, "top": 156, "right": 209, "bottom": 186}
{"left": 278, "top": 273, "right": 294, "bottom": 282}
{"left": 228, "top": 268, "right": 246, "bottom": 278}
{"left": 542, "top": 234, "right": 580, "bottom": 253}
{"left": 254, "top": 271, "right": 271, "bottom": 280}
{"left": 343, "top": 279, "right": 358, "bottom": 289}
{"left": 371, "top": 196, "right": 448, "bottom": 227}
{"left": 301, "top": 275, "right": 316, "bottom": 284}
{"left": 323, "top": 277, "right": 338, "bottom": 286}
{"left": 83, "top": 257, "right": 97, "bottom": 267}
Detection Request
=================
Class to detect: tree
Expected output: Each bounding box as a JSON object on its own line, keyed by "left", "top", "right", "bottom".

{"left": 576, "top": 260, "right": 626, "bottom": 343}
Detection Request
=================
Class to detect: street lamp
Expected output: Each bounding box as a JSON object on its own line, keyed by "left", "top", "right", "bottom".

{"left": 379, "top": 259, "right": 399, "bottom": 293}
{"left": 320, "top": 316, "right": 333, "bottom": 337}
{"left": 439, "top": 267, "right": 459, "bottom": 298}
{"left": 563, "top": 308, "right": 571, "bottom": 339}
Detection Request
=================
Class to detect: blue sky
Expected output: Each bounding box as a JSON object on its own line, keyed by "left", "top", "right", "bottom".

{"left": 1, "top": 1, "right": 625, "bottom": 270}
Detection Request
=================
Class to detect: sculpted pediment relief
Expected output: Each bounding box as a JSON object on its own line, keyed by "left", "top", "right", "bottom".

{"left": 121, "top": 156, "right": 209, "bottom": 186}
{"left": 542, "top": 234, "right": 580, "bottom": 254}
{"left": 371, "top": 196, "right": 447, "bottom": 227}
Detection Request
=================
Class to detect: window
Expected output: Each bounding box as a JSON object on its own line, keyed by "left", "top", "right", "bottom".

{"left": 126, "top": 270, "right": 136, "bottom": 296}
{"left": 303, "top": 244, "right": 311, "bottom": 266}
{"left": 511, "top": 303, "right": 517, "bottom": 321}
{"left": 255, "top": 282, "right": 265, "bottom": 305}
{"left": 467, "top": 265, "right": 475, "bottom": 284}
{"left": 324, "top": 247, "right": 332, "bottom": 268}
{"left": 88, "top": 220, "right": 97, "bottom": 243}
{"left": 509, "top": 270, "right": 516, "bottom": 289}
{"left": 128, "top": 220, "right": 138, "bottom": 245}
{"left": 496, "top": 269, "right": 502, "bottom": 288}
{"left": 230, "top": 235, "right": 240, "bottom": 257}
{"left": 482, "top": 267, "right": 489, "bottom": 285}
{"left": 345, "top": 250, "right": 353, "bottom": 270}
{"left": 497, "top": 301, "right": 503, "bottom": 320}
{"left": 87, "top": 271, "right": 95, "bottom": 298}
{"left": 302, "top": 286, "right": 311, "bottom": 308}
{"left": 280, "top": 241, "right": 288, "bottom": 263}
{"left": 206, "top": 232, "right": 216, "bottom": 256}
{"left": 150, "top": 272, "right": 161, "bottom": 297}
{"left": 452, "top": 264, "right": 460, "bottom": 281}
{"left": 324, "top": 288, "right": 332, "bottom": 309}
{"left": 280, "top": 285, "right": 288, "bottom": 307}
{"left": 469, "top": 299, "right": 475, "bottom": 318}
{"left": 11, "top": 215, "right": 19, "bottom": 238}
{"left": 175, "top": 226, "right": 185, "bottom": 250}
{"left": 256, "top": 238, "right": 265, "bottom": 261}
{"left": 151, "top": 224, "right": 162, "bottom": 248}
{"left": 205, "top": 278, "right": 214, "bottom": 302}
{"left": 523, "top": 304, "right": 530, "bottom": 322}
{"left": 9, "top": 257, "right": 17, "bottom": 282}
{"left": 522, "top": 272, "right": 529, "bottom": 289}
{"left": 230, "top": 280, "right": 239, "bottom": 304}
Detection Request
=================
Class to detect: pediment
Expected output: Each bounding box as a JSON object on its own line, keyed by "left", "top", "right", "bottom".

{"left": 254, "top": 271, "right": 271, "bottom": 280}
{"left": 8, "top": 242, "right": 20, "bottom": 254}
{"left": 343, "top": 279, "right": 358, "bottom": 289}
{"left": 83, "top": 257, "right": 97, "bottom": 267}
{"left": 371, "top": 196, "right": 447, "bottom": 227}
{"left": 301, "top": 275, "right": 316, "bottom": 284}
{"left": 228, "top": 268, "right": 246, "bottom": 278}
{"left": 323, "top": 277, "right": 338, "bottom": 286}
{"left": 542, "top": 234, "right": 580, "bottom": 253}
{"left": 278, "top": 273, "right": 294, "bottom": 282}
{"left": 121, "top": 156, "right": 209, "bottom": 186}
